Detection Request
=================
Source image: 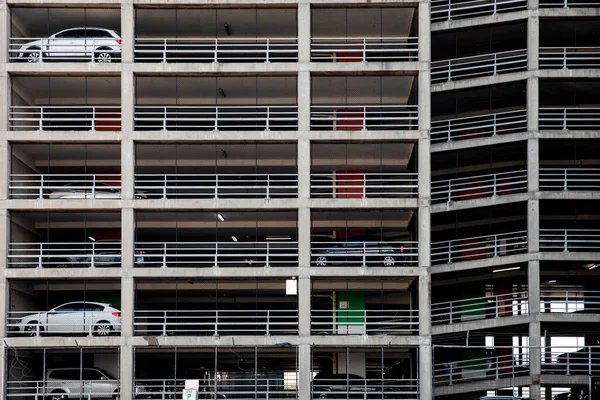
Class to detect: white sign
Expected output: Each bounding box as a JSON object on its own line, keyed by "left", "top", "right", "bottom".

{"left": 182, "top": 388, "right": 198, "bottom": 400}
{"left": 286, "top": 279, "right": 297, "bottom": 295}
{"left": 184, "top": 380, "right": 199, "bottom": 390}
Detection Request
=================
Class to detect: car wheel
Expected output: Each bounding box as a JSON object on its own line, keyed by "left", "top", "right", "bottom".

{"left": 25, "top": 321, "right": 43, "bottom": 336}
{"left": 26, "top": 47, "right": 42, "bottom": 63}
{"left": 48, "top": 390, "right": 67, "bottom": 400}
{"left": 93, "top": 321, "right": 114, "bottom": 336}
{"left": 315, "top": 256, "right": 328, "bottom": 266}
{"left": 95, "top": 50, "right": 113, "bottom": 63}
{"left": 383, "top": 256, "right": 395, "bottom": 266}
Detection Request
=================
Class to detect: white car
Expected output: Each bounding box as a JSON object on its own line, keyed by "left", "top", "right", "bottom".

{"left": 17, "top": 301, "right": 121, "bottom": 336}
{"left": 44, "top": 367, "right": 147, "bottom": 400}
{"left": 18, "top": 27, "right": 121, "bottom": 63}
{"left": 47, "top": 181, "right": 146, "bottom": 199}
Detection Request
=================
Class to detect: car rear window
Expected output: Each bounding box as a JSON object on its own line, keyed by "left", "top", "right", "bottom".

{"left": 49, "top": 369, "right": 81, "bottom": 380}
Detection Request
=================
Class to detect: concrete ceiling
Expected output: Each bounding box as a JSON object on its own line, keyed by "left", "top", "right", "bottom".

{"left": 312, "top": 7, "right": 415, "bottom": 37}
{"left": 13, "top": 76, "right": 120, "bottom": 106}
{"left": 13, "top": 143, "right": 121, "bottom": 167}
{"left": 312, "top": 76, "right": 414, "bottom": 104}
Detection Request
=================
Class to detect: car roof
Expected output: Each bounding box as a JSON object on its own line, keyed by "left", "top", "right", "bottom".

{"left": 56, "top": 301, "right": 111, "bottom": 307}
{"left": 56, "top": 27, "right": 116, "bottom": 33}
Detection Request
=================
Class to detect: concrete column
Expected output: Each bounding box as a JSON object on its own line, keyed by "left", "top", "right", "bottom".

{"left": 298, "top": 71, "right": 311, "bottom": 133}
{"left": 0, "top": 280, "right": 6, "bottom": 338}
{"left": 0, "top": 72, "right": 8, "bottom": 131}
{"left": 0, "top": 141, "right": 8, "bottom": 200}
{"left": 297, "top": 3, "right": 311, "bottom": 64}
{"left": 419, "top": 274, "right": 431, "bottom": 337}
{"left": 418, "top": 2, "right": 431, "bottom": 133}
{"left": 527, "top": 77, "right": 539, "bottom": 132}
{"left": 0, "top": 2, "right": 8, "bottom": 64}
{"left": 120, "top": 3, "right": 135, "bottom": 64}
{"left": 527, "top": 138, "right": 539, "bottom": 193}
{"left": 121, "top": 138, "right": 135, "bottom": 200}
{"left": 0, "top": 209, "right": 8, "bottom": 339}
{"left": 298, "top": 276, "right": 311, "bottom": 336}
{"left": 527, "top": 16, "right": 539, "bottom": 71}
{"left": 298, "top": 138, "right": 310, "bottom": 200}
{"left": 527, "top": 259, "right": 541, "bottom": 400}
{"left": 121, "top": 276, "right": 135, "bottom": 337}
{"left": 119, "top": 345, "right": 134, "bottom": 400}
{"left": 419, "top": 343, "right": 433, "bottom": 400}
{"left": 121, "top": 71, "right": 135, "bottom": 133}
{"left": 298, "top": 207, "right": 311, "bottom": 267}
{"left": 122, "top": 207, "right": 135, "bottom": 270}
{"left": 528, "top": 200, "right": 539, "bottom": 253}
{"left": 297, "top": 344, "right": 312, "bottom": 400}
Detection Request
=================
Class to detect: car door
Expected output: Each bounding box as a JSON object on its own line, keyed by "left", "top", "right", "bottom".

{"left": 46, "top": 304, "right": 75, "bottom": 333}
{"left": 84, "top": 369, "right": 114, "bottom": 397}
{"left": 47, "top": 29, "right": 81, "bottom": 57}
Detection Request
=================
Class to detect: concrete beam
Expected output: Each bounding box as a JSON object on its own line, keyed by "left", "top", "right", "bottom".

{"left": 432, "top": 314, "right": 533, "bottom": 335}
{"left": 528, "top": 199, "right": 540, "bottom": 253}
{"left": 432, "top": 70, "right": 530, "bottom": 93}
{"left": 431, "top": 10, "right": 529, "bottom": 32}
{"left": 431, "top": 192, "right": 531, "bottom": 214}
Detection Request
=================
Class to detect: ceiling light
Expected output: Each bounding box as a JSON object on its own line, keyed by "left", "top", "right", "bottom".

{"left": 493, "top": 266, "right": 520, "bottom": 273}
{"left": 589, "top": 264, "right": 598, "bottom": 270}
{"left": 88, "top": 236, "right": 96, "bottom": 241}
{"left": 217, "top": 213, "right": 225, "bottom": 222}
{"left": 548, "top": 280, "right": 557, "bottom": 283}
{"left": 231, "top": 236, "right": 238, "bottom": 242}
{"left": 266, "top": 235, "right": 291, "bottom": 241}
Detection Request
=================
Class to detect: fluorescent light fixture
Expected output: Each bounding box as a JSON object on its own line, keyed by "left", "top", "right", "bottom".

{"left": 231, "top": 236, "right": 238, "bottom": 242}
{"left": 548, "top": 280, "right": 557, "bottom": 283}
{"left": 589, "top": 264, "right": 598, "bottom": 270}
{"left": 492, "top": 266, "right": 520, "bottom": 273}
{"left": 88, "top": 236, "right": 96, "bottom": 241}
{"left": 217, "top": 213, "right": 225, "bottom": 222}
{"left": 266, "top": 235, "right": 291, "bottom": 241}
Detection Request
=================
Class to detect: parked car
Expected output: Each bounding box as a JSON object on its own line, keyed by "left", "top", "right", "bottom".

{"left": 18, "top": 27, "right": 121, "bottom": 63}
{"left": 480, "top": 397, "right": 532, "bottom": 400}
{"left": 312, "top": 241, "right": 408, "bottom": 266}
{"left": 44, "top": 367, "right": 148, "bottom": 400}
{"left": 46, "top": 248, "right": 145, "bottom": 268}
{"left": 47, "top": 181, "right": 146, "bottom": 199}
{"left": 312, "top": 373, "right": 378, "bottom": 399}
{"left": 16, "top": 301, "right": 121, "bottom": 336}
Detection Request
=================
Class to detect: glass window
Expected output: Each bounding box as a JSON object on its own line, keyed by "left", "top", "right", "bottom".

{"left": 50, "top": 369, "right": 81, "bottom": 380}
{"left": 83, "top": 369, "right": 105, "bottom": 380}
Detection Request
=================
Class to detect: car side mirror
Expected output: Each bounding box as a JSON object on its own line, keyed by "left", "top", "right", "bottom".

{"left": 101, "top": 375, "right": 108, "bottom": 380}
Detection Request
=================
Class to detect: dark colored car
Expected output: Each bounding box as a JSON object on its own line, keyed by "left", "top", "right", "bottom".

{"left": 312, "top": 373, "right": 378, "bottom": 399}
{"left": 312, "top": 242, "right": 409, "bottom": 266}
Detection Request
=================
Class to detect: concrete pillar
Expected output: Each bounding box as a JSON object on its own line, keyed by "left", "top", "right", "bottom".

{"left": 527, "top": 16, "right": 539, "bottom": 71}
{"left": 528, "top": 200, "right": 539, "bottom": 253}
{"left": 121, "top": 276, "right": 135, "bottom": 337}
{"left": 0, "top": 72, "right": 8, "bottom": 131}
{"left": 528, "top": 138, "right": 539, "bottom": 193}
{"left": 0, "top": 2, "right": 8, "bottom": 64}
{"left": 297, "top": 344, "right": 312, "bottom": 400}
{"left": 419, "top": 274, "right": 431, "bottom": 337}
{"left": 121, "top": 207, "right": 135, "bottom": 270}
{"left": 527, "top": 77, "right": 539, "bottom": 132}
{"left": 298, "top": 207, "right": 311, "bottom": 268}
{"left": 0, "top": 141, "right": 8, "bottom": 200}
{"left": 297, "top": 3, "right": 311, "bottom": 64}
{"left": 119, "top": 345, "right": 134, "bottom": 400}
{"left": 120, "top": 3, "right": 135, "bottom": 64}
{"left": 298, "top": 71, "right": 311, "bottom": 133}
{"left": 121, "top": 71, "right": 135, "bottom": 133}
{"left": 298, "top": 138, "right": 311, "bottom": 200}
{"left": 298, "top": 276, "right": 311, "bottom": 336}
{"left": 121, "top": 138, "right": 135, "bottom": 200}
{"left": 419, "top": 343, "right": 433, "bottom": 400}
{"left": 418, "top": 2, "right": 431, "bottom": 133}
{"left": 0, "top": 280, "right": 6, "bottom": 338}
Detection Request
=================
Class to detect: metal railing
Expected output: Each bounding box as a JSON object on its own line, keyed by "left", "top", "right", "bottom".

{"left": 134, "top": 309, "right": 298, "bottom": 336}
{"left": 311, "top": 309, "right": 419, "bottom": 335}
{"left": 431, "top": 109, "right": 527, "bottom": 143}
{"left": 134, "top": 241, "right": 298, "bottom": 267}
{"left": 431, "top": 0, "right": 528, "bottom": 22}
{"left": 541, "top": 349, "right": 600, "bottom": 375}
{"left": 431, "top": 231, "right": 528, "bottom": 264}
{"left": 431, "top": 49, "right": 527, "bottom": 83}
{"left": 432, "top": 291, "right": 528, "bottom": 325}
{"left": 540, "top": 0, "right": 600, "bottom": 7}
{"left": 135, "top": 37, "right": 298, "bottom": 62}
{"left": 6, "top": 380, "right": 121, "bottom": 399}
{"left": 310, "top": 241, "right": 418, "bottom": 267}
{"left": 136, "top": 378, "right": 298, "bottom": 400}
{"left": 311, "top": 37, "right": 418, "bottom": 62}
{"left": 434, "top": 353, "right": 529, "bottom": 386}
{"left": 8, "top": 242, "right": 124, "bottom": 268}
{"left": 310, "top": 105, "right": 418, "bottom": 131}
{"left": 9, "top": 173, "right": 122, "bottom": 199}
{"left": 540, "top": 47, "right": 600, "bottom": 69}
{"left": 134, "top": 173, "right": 298, "bottom": 199}
{"left": 9, "top": 106, "right": 121, "bottom": 131}
{"left": 7, "top": 310, "right": 121, "bottom": 337}
{"left": 540, "top": 168, "right": 600, "bottom": 191}
{"left": 432, "top": 169, "right": 527, "bottom": 203}
{"left": 541, "top": 289, "right": 600, "bottom": 313}
{"left": 310, "top": 173, "right": 418, "bottom": 199}
{"left": 8, "top": 37, "right": 121, "bottom": 63}
{"left": 312, "top": 377, "right": 420, "bottom": 399}
{"left": 539, "top": 107, "right": 600, "bottom": 130}
{"left": 134, "top": 105, "right": 298, "bottom": 131}
{"left": 540, "top": 229, "right": 600, "bottom": 252}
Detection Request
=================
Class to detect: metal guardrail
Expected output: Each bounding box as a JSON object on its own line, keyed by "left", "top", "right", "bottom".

{"left": 310, "top": 173, "right": 418, "bottom": 199}
{"left": 310, "top": 241, "right": 418, "bottom": 267}
{"left": 432, "top": 291, "right": 528, "bottom": 325}
{"left": 7, "top": 310, "right": 121, "bottom": 337}
{"left": 134, "top": 105, "right": 298, "bottom": 131}
{"left": 9, "top": 106, "right": 121, "bottom": 131}
{"left": 539, "top": 107, "right": 600, "bottom": 130}
{"left": 311, "top": 309, "right": 419, "bottom": 335}
{"left": 310, "top": 105, "right": 418, "bottom": 131}
{"left": 540, "top": 0, "right": 600, "bottom": 7}
{"left": 540, "top": 47, "right": 600, "bottom": 69}
{"left": 8, "top": 37, "right": 121, "bottom": 63}
{"left": 431, "top": 49, "right": 527, "bottom": 83}
{"left": 541, "top": 349, "right": 600, "bottom": 375}
{"left": 541, "top": 289, "right": 600, "bottom": 313}
{"left": 431, "top": 0, "right": 528, "bottom": 22}
{"left": 135, "top": 37, "right": 298, "bottom": 62}
{"left": 312, "top": 377, "right": 420, "bottom": 398}
{"left": 8, "top": 242, "right": 124, "bottom": 268}
{"left": 432, "top": 169, "right": 527, "bottom": 203}
{"left": 9, "top": 173, "right": 122, "bottom": 199}
{"left": 134, "top": 241, "right": 298, "bottom": 267}
{"left": 136, "top": 378, "right": 298, "bottom": 400}
{"left": 134, "top": 173, "right": 298, "bottom": 199}
{"left": 434, "top": 353, "right": 529, "bottom": 386}
{"left": 540, "top": 229, "right": 600, "bottom": 252}
{"left": 311, "top": 37, "right": 418, "bottom": 62}
{"left": 431, "top": 109, "right": 527, "bottom": 143}
{"left": 6, "top": 380, "right": 121, "bottom": 399}
{"left": 431, "top": 231, "right": 528, "bottom": 264}
{"left": 540, "top": 168, "right": 600, "bottom": 191}
{"left": 134, "top": 309, "right": 298, "bottom": 336}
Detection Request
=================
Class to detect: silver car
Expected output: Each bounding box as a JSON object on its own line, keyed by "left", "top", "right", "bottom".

{"left": 47, "top": 181, "right": 146, "bottom": 199}
{"left": 16, "top": 301, "right": 121, "bottom": 336}
{"left": 18, "top": 27, "right": 121, "bottom": 63}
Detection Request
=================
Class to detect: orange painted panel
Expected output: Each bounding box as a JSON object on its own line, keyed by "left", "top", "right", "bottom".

{"left": 336, "top": 170, "right": 364, "bottom": 198}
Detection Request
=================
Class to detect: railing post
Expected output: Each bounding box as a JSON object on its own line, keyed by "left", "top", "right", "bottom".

{"left": 447, "top": 120, "right": 451, "bottom": 142}
{"left": 266, "top": 242, "right": 270, "bottom": 267}
{"left": 362, "top": 242, "right": 367, "bottom": 267}
{"left": 496, "top": 357, "right": 499, "bottom": 380}
{"left": 563, "top": 108, "right": 567, "bottom": 130}
{"left": 214, "top": 175, "right": 219, "bottom": 199}
{"left": 565, "top": 291, "right": 569, "bottom": 313}
{"left": 566, "top": 353, "right": 570, "bottom": 375}
{"left": 493, "top": 0, "right": 497, "bottom": 14}
{"left": 449, "top": 302, "right": 453, "bottom": 324}
{"left": 39, "top": 106, "right": 44, "bottom": 130}
{"left": 91, "top": 107, "right": 96, "bottom": 131}
{"left": 589, "top": 347, "right": 592, "bottom": 375}
{"left": 265, "top": 39, "right": 270, "bottom": 63}
{"left": 214, "top": 242, "right": 218, "bottom": 268}
{"left": 448, "top": 241, "right": 452, "bottom": 263}
{"left": 493, "top": 235, "right": 498, "bottom": 257}
{"left": 266, "top": 107, "right": 270, "bottom": 131}
{"left": 162, "top": 311, "right": 167, "bottom": 336}
{"left": 163, "top": 175, "right": 167, "bottom": 199}
{"left": 214, "top": 107, "right": 219, "bottom": 131}
{"left": 38, "top": 243, "right": 43, "bottom": 268}
{"left": 214, "top": 310, "right": 219, "bottom": 336}
{"left": 493, "top": 174, "right": 497, "bottom": 196}
{"left": 214, "top": 39, "right": 218, "bottom": 63}
{"left": 266, "top": 174, "right": 270, "bottom": 199}
{"left": 495, "top": 294, "right": 499, "bottom": 318}
{"left": 447, "top": 60, "right": 451, "bottom": 82}
{"left": 493, "top": 113, "right": 497, "bottom": 135}
{"left": 39, "top": 175, "right": 44, "bottom": 199}
{"left": 363, "top": 106, "right": 367, "bottom": 130}
{"left": 163, "top": 39, "right": 167, "bottom": 63}
{"left": 449, "top": 363, "right": 453, "bottom": 386}
{"left": 162, "top": 243, "right": 167, "bottom": 268}
{"left": 266, "top": 311, "right": 270, "bottom": 335}
{"left": 493, "top": 53, "right": 497, "bottom": 75}
{"left": 563, "top": 169, "right": 568, "bottom": 191}
{"left": 92, "top": 174, "right": 96, "bottom": 199}
{"left": 363, "top": 38, "right": 367, "bottom": 62}
{"left": 563, "top": 47, "right": 567, "bottom": 69}
{"left": 564, "top": 230, "right": 568, "bottom": 252}
{"left": 163, "top": 107, "right": 167, "bottom": 131}
{"left": 91, "top": 242, "right": 95, "bottom": 268}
